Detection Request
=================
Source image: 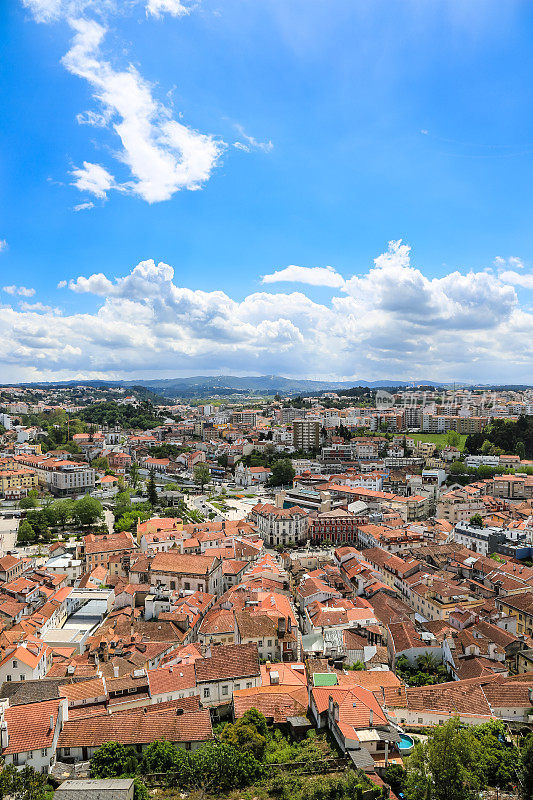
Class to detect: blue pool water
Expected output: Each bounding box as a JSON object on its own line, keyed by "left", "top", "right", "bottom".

{"left": 399, "top": 734, "right": 414, "bottom": 750}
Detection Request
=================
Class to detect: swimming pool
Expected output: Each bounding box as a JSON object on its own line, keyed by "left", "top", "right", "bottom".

{"left": 398, "top": 734, "right": 415, "bottom": 752}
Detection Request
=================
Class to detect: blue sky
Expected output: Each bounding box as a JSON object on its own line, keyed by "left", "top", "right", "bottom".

{"left": 1, "top": 0, "right": 533, "bottom": 382}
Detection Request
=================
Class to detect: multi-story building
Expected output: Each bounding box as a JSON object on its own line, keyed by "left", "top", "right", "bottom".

{"left": 309, "top": 509, "right": 363, "bottom": 544}
{"left": 0, "top": 469, "right": 38, "bottom": 497}
{"left": 250, "top": 502, "right": 309, "bottom": 547}
{"left": 293, "top": 419, "right": 320, "bottom": 451}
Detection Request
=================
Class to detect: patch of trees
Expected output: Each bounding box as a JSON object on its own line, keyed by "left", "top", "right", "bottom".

{"left": 394, "top": 718, "right": 530, "bottom": 800}
{"left": 113, "top": 490, "right": 151, "bottom": 533}
{"left": 267, "top": 458, "right": 295, "bottom": 487}
{"left": 79, "top": 401, "right": 162, "bottom": 430}
{"left": 0, "top": 763, "right": 49, "bottom": 800}
{"left": 395, "top": 653, "right": 449, "bottom": 687}
{"left": 17, "top": 495, "right": 104, "bottom": 544}
{"left": 465, "top": 415, "right": 533, "bottom": 459}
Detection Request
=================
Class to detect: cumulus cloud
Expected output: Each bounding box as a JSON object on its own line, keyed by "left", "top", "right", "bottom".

{"left": 62, "top": 18, "right": 225, "bottom": 203}
{"left": 146, "top": 0, "right": 193, "bottom": 18}
{"left": 0, "top": 240, "right": 528, "bottom": 382}
{"left": 262, "top": 264, "right": 346, "bottom": 289}
{"left": 1, "top": 241, "right": 532, "bottom": 382}
{"left": 3, "top": 285, "right": 36, "bottom": 297}
{"left": 57, "top": 280, "right": 68, "bottom": 288}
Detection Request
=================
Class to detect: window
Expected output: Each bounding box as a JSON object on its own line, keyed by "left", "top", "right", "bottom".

{"left": 222, "top": 686, "right": 228, "bottom": 696}
{"left": 246, "top": 682, "right": 252, "bottom": 689}
{"left": 12, "top": 660, "right": 17, "bottom": 668}
{"left": 20, "top": 675, "right": 25, "bottom": 681}
{"left": 184, "top": 582, "right": 190, "bottom": 590}
{"left": 41, "top": 749, "right": 47, "bottom": 757}
{"left": 203, "top": 687, "right": 210, "bottom": 698}
{"left": 6, "top": 675, "right": 11, "bottom": 682}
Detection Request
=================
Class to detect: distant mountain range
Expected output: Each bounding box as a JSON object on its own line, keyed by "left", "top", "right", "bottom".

{"left": 11, "top": 374, "right": 529, "bottom": 399}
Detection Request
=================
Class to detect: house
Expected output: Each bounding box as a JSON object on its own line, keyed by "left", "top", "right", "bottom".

{"left": 0, "top": 637, "right": 53, "bottom": 683}
{"left": 0, "top": 556, "right": 24, "bottom": 584}
{"left": 56, "top": 707, "right": 213, "bottom": 762}
{"left": 1, "top": 697, "right": 67, "bottom": 772}
{"left": 310, "top": 683, "right": 399, "bottom": 767}
{"left": 138, "top": 552, "right": 222, "bottom": 596}
{"left": 194, "top": 643, "right": 261, "bottom": 707}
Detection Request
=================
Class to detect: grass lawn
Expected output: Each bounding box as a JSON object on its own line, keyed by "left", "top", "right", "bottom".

{"left": 410, "top": 432, "right": 467, "bottom": 451}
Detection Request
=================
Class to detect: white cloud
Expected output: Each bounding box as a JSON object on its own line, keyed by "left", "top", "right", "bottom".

{"left": 71, "top": 162, "right": 115, "bottom": 199}
{"left": 262, "top": 264, "right": 346, "bottom": 289}
{"left": 57, "top": 280, "right": 68, "bottom": 288}
{"left": 73, "top": 201, "right": 96, "bottom": 211}
{"left": 0, "top": 240, "right": 7, "bottom": 253}
{"left": 2, "top": 241, "right": 532, "bottom": 382}
{"left": 233, "top": 124, "right": 273, "bottom": 153}
{"left": 22, "top": 0, "right": 62, "bottom": 22}
{"left": 19, "top": 301, "right": 61, "bottom": 313}
{"left": 146, "top": 0, "right": 193, "bottom": 18}
{"left": 499, "top": 270, "right": 533, "bottom": 290}
{"left": 63, "top": 18, "right": 225, "bottom": 203}
{"left": 494, "top": 255, "right": 524, "bottom": 269}
{"left": 3, "top": 285, "right": 36, "bottom": 297}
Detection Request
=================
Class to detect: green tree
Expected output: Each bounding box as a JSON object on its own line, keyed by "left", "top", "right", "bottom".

{"left": 516, "top": 441, "right": 526, "bottom": 461}
{"left": 147, "top": 469, "right": 158, "bottom": 506}
{"left": 19, "top": 496, "right": 38, "bottom": 510}
{"left": 140, "top": 740, "right": 180, "bottom": 773}
{"left": 91, "top": 456, "right": 110, "bottom": 471}
{"left": 471, "top": 720, "right": 520, "bottom": 790}
{"left": 17, "top": 520, "right": 36, "bottom": 546}
{"left": 268, "top": 458, "right": 295, "bottom": 487}
{"left": 129, "top": 463, "right": 140, "bottom": 490}
{"left": 114, "top": 490, "right": 132, "bottom": 519}
{"left": 73, "top": 495, "right": 104, "bottom": 526}
{"left": 405, "top": 717, "right": 483, "bottom": 800}
{"left": 220, "top": 714, "right": 268, "bottom": 760}
{"left": 521, "top": 732, "right": 533, "bottom": 800}
{"left": 469, "top": 513, "right": 484, "bottom": 528}
{"left": 189, "top": 742, "right": 263, "bottom": 792}
{"left": 193, "top": 463, "right": 210, "bottom": 492}
{"left": 91, "top": 742, "right": 132, "bottom": 778}
{"left": 54, "top": 498, "right": 75, "bottom": 528}
{"left": 445, "top": 430, "right": 461, "bottom": 448}
{"left": 0, "top": 763, "right": 47, "bottom": 800}
{"left": 133, "top": 777, "right": 149, "bottom": 800}
{"left": 384, "top": 763, "right": 407, "bottom": 796}
{"left": 115, "top": 509, "right": 149, "bottom": 533}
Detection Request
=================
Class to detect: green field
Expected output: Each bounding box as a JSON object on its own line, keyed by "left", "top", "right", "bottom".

{"left": 410, "top": 432, "right": 467, "bottom": 451}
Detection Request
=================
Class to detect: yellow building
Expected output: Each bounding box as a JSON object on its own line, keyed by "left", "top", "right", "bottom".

{"left": 0, "top": 468, "right": 38, "bottom": 495}
{"left": 496, "top": 594, "right": 533, "bottom": 637}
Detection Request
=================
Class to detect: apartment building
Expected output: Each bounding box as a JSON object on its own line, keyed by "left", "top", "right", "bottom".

{"left": 293, "top": 419, "right": 320, "bottom": 451}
